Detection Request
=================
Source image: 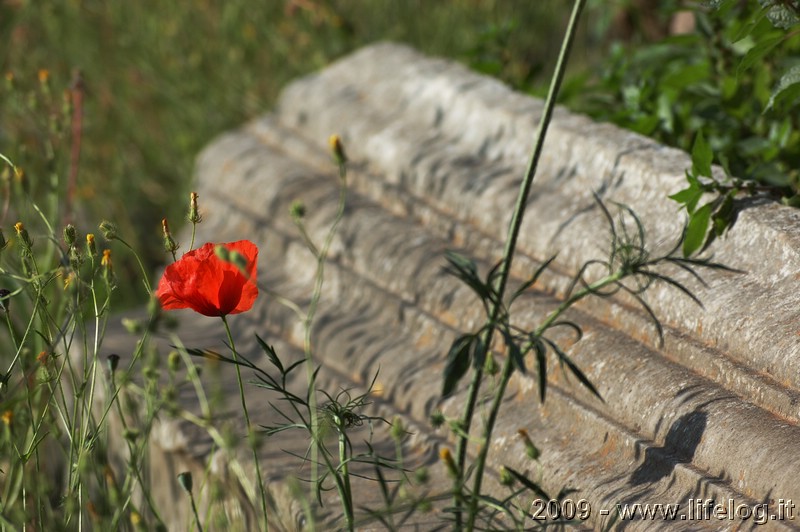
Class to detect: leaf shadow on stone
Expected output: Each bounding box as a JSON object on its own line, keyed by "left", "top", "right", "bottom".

{"left": 629, "top": 410, "right": 707, "bottom": 486}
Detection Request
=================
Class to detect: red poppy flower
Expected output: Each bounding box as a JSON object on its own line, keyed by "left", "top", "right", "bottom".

{"left": 156, "top": 240, "right": 258, "bottom": 317}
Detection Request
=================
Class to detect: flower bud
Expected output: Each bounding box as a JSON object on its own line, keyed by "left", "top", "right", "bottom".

{"left": 517, "top": 428, "right": 540, "bottom": 460}
{"left": 439, "top": 447, "right": 459, "bottom": 478}
{"left": 161, "top": 218, "right": 178, "bottom": 255}
{"left": 121, "top": 318, "right": 144, "bottom": 335}
{"left": 499, "top": 466, "right": 514, "bottom": 487}
{"left": 14, "top": 222, "right": 32, "bottom": 249}
{"left": 188, "top": 192, "right": 202, "bottom": 224}
{"left": 86, "top": 233, "right": 97, "bottom": 257}
{"left": 0, "top": 228, "right": 7, "bottom": 251}
{"left": 177, "top": 471, "right": 193, "bottom": 493}
{"left": 68, "top": 246, "right": 82, "bottom": 270}
{"left": 63, "top": 224, "right": 77, "bottom": 247}
{"left": 289, "top": 200, "right": 306, "bottom": 220}
{"left": 99, "top": 220, "right": 118, "bottom": 240}
{"left": 329, "top": 134, "right": 347, "bottom": 165}
{"left": 101, "top": 249, "right": 116, "bottom": 285}
{"left": 390, "top": 417, "right": 405, "bottom": 442}
{"left": 168, "top": 350, "right": 181, "bottom": 372}
{"left": 106, "top": 354, "right": 120, "bottom": 373}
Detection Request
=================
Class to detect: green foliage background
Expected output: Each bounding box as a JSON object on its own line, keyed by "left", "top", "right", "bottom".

{"left": 3, "top": 0, "right": 798, "bottom": 300}
{"left": 564, "top": 0, "right": 800, "bottom": 255}
{"left": 1, "top": 0, "right": 596, "bottom": 305}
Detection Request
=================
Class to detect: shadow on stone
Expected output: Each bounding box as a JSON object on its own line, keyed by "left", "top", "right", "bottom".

{"left": 629, "top": 410, "right": 707, "bottom": 486}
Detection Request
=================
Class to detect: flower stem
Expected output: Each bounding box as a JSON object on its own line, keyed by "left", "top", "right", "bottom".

{"left": 302, "top": 160, "right": 348, "bottom": 505}
{"left": 338, "top": 428, "right": 354, "bottom": 530}
{"left": 466, "top": 271, "right": 619, "bottom": 530}
{"left": 189, "top": 219, "right": 198, "bottom": 252}
{"left": 188, "top": 490, "right": 204, "bottom": 532}
{"left": 115, "top": 237, "right": 152, "bottom": 295}
{"left": 221, "top": 315, "right": 269, "bottom": 530}
{"left": 452, "top": 0, "right": 587, "bottom": 528}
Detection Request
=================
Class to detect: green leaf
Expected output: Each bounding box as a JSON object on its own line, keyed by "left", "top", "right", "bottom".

{"left": 782, "top": 194, "right": 800, "bottom": 208}
{"left": 510, "top": 254, "right": 557, "bottom": 304}
{"left": 764, "top": 3, "right": 800, "bottom": 29}
{"left": 501, "top": 329, "right": 525, "bottom": 374}
{"left": 662, "top": 62, "right": 710, "bottom": 91}
{"left": 183, "top": 346, "right": 238, "bottom": 366}
{"left": 504, "top": 466, "right": 549, "bottom": 500}
{"left": 738, "top": 32, "right": 783, "bottom": 75}
{"left": 256, "top": 334, "right": 283, "bottom": 374}
{"left": 691, "top": 131, "right": 713, "bottom": 177}
{"left": 442, "top": 334, "right": 474, "bottom": 397}
{"left": 683, "top": 202, "right": 713, "bottom": 257}
{"left": 544, "top": 338, "right": 602, "bottom": 400}
{"left": 444, "top": 250, "right": 494, "bottom": 304}
{"left": 668, "top": 178, "right": 703, "bottom": 214}
{"left": 712, "top": 191, "right": 736, "bottom": 237}
{"left": 732, "top": 7, "right": 771, "bottom": 42}
{"left": 766, "top": 64, "right": 800, "bottom": 112}
{"left": 533, "top": 339, "right": 547, "bottom": 402}
{"left": 471, "top": 333, "right": 487, "bottom": 369}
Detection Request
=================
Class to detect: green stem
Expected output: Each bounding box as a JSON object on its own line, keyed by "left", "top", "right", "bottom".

{"left": 303, "top": 162, "right": 348, "bottom": 504}
{"left": 454, "top": 1, "right": 587, "bottom": 528}
{"left": 108, "top": 369, "right": 166, "bottom": 530}
{"left": 116, "top": 237, "right": 152, "bottom": 295}
{"left": 221, "top": 315, "right": 269, "bottom": 531}
{"left": 467, "top": 271, "right": 619, "bottom": 531}
{"left": 338, "top": 428, "right": 354, "bottom": 531}
{"left": 189, "top": 491, "right": 204, "bottom": 532}
{"left": 189, "top": 220, "right": 198, "bottom": 252}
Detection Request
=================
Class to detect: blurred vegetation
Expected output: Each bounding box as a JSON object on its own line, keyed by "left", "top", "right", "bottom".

{"left": 0, "top": 0, "right": 600, "bottom": 306}
{"left": 5, "top": 1, "right": 795, "bottom": 304}
{"left": 564, "top": 0, "right": 800, "bottom": 255}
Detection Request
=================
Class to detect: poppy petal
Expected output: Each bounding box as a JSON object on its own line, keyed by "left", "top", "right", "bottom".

{"left": 155, "top": 240, "right": 259, "bottom": 317}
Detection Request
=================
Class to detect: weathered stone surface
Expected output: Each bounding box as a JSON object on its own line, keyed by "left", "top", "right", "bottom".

{"left": 100, "top": 43, "right": 800, "bottom": 530}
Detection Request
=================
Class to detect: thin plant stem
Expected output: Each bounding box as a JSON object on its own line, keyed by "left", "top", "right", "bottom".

{"left": 220, "top": 314, "right": 269, "bottom": 531}
{"left": 259, "top": 286, "right": 305, "bottom": 322}
{"left": 107, "top": 369, "right": 166, "bottom": 530}
{"left": 189, "top": 220, "right": 198, "bottom": 252}
{"left": 452, "top": 1, "right": 587, "bottom": 528}
{"left": 188, "top": 490, "right": 204, "bottom": 532}
{"left": 302, "top": 161, "right": 348, "bottom": 505}
{"left": 338, "top": 428, "right": 354, "bottom": 530}
{"left": 466, "top": 271, "right": 620, "bottom": 530}
{"left": 1, "top": 301, "right": 22, "bottom": 380}
{"left": 115, "top": 237, "right": 152, "bottom": 295}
